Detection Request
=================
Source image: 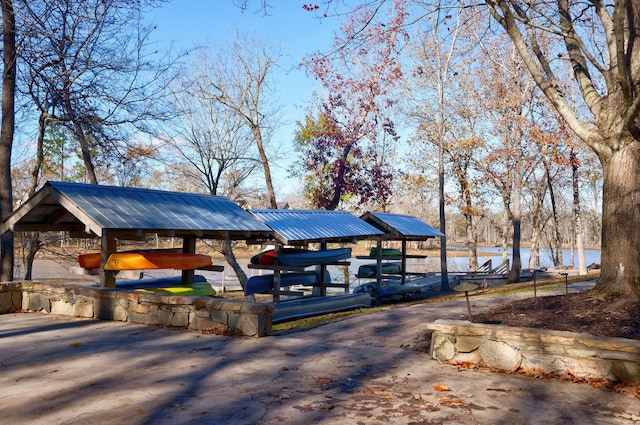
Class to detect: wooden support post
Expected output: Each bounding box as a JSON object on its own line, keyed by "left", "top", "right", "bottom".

{"left": 99, "top": 233, "right": 117, "bottom": 288}
{"left": 181, "top": 235, "right": 197, "bottom": 285}
{"left": 319, "top": 242, "right": 328, "bottom": 296}
{"left": 401, "top": 239, "right": 407, "bottom": 285}
{"left": 376, "top": 240, "right": 383, "bottom": 284}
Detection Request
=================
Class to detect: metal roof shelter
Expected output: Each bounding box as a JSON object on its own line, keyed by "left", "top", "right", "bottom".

{"left": 359, "top": 211, "right": 444, "bottom": 240}
{"left": 249, "top": 209, "right": 384, "bottom": 246}
{"left": 359, "top": 211, "right": 444, "bottom": 285}
{"left": 1, "top": 181, "right": 273, "bottom": 287}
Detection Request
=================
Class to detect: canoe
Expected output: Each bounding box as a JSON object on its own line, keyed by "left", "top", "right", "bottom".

{"left": 356, "top": 262, "right": 402, "bottom": 278}
{"left": 91, "top": 275, "right": 208, "bottom": 289}
{"left": 250, "top": 248, "right": 305, "bottom": 265}
{"left": 135, "top": 282, "right": 216, "bottom": 296}
{"left": 103, "top": 252, "right": 212, "bottom": 271}
{"left": 272, "top": 293, "right": 371, "bottom": 323}
{"left": 245, "top": 271, "right": 331, "bottom": 296}
{"left": 79, "top": 248, "right": 183, "bottom": 269}
{"left": 369, "top": 247, "right": 402, "bottom": 257}
{"left": 353, "top": 279, "right": 434, "bottom": 300}
{"left": 275, "top": 247, "right": 352, "bottom": 267}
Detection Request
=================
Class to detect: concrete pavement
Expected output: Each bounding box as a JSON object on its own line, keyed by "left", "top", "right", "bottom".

{"left": 1, "top": 282, "right": 639, "bottom": 424}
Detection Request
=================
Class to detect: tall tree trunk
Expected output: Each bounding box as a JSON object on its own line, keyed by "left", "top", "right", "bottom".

{"left": 0, "top": 0, "right": 16, "bottom": 282}
{"left": 570, "top": 150, "right": 587, "bottom": 275}
{"left": 507, "top": 170, "right": 522, "bottom": 283}
{"left": 22, "top": 233, "right": 43, "bottom": 280}
{"left": 218, "top": 239, "right": 255, "bottom": 302}
{"left": 545, "top": 163, "right": 563, "bottom": 267}
{"left": 466, "top": 213, "right": 478, "bottom": 271}
{"left": 438, "top": 133, "right": 449, "bottom": 291}
{"left": 597, "top": 144, "right": 640, "bottom": 300}
{"left": 249, "top": 126, "right": 277, "bottom": 209}
{"left": 528, "top": 176, "right": 547, "bottom": 269}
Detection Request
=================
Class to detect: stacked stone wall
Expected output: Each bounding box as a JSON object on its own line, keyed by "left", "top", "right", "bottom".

{"left": 3, "top": 281, "right": 273, "bottom": 337}
{"left": 427, "top": 319, "right": 640, "bottom": 383}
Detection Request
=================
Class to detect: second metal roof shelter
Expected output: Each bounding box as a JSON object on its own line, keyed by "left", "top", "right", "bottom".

{"left": 359, "top": 211, "right": 444, "bottom": 284}
{"left": 248, "top": 209, "right": 384, "bottom": 299}
{"left": 250, "top": 209, "right": 384, "bottom": 246}
{"left": 1, "top": 181, "right": 273, "bottom": 287}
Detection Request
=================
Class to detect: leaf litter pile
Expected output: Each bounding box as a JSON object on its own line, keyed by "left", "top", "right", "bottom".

{"left": 471, "top": 291, "right": 640, "bottom": 339}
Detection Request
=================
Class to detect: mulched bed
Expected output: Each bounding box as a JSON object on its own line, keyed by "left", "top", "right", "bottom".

{"left": 472, "top": 291, "right": 640, "bottom": 339}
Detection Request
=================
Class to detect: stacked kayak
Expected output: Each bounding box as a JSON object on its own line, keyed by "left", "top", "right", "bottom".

{"left": 103, "top": 252, "right": 212, "bottom": 270}
{"left": 272, "top": 293, "right": 371, "bottom": 323}
{"left": 245, "top": 271, "right": 331, "bottom": 296}
{"left": 90, "top": 275, "right": 215, "bottom": 296}
{"left": 356, "top": 262, "right": 402, "bottom": 278}
{"left": 250, "top": 247, "right": 352, "bottom": 267}
{"left": 78, "top": 248, "right": 183, "bottom": 269}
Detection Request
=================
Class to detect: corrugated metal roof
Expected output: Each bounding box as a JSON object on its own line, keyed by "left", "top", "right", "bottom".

{"left": 1, "top": 181, "right": 272, "bottom": 240}
{"left": 360, "top": 211, "right": 444, "bottom": 240}
{"left": 250, "top": 209, "right": 384, "bottom": 245}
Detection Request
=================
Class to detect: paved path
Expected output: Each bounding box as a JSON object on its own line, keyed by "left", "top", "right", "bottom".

{"left": 1, "top": 282, "right": 638, "bottom": 425}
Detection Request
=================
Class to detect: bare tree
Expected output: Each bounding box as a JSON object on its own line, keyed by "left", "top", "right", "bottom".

{"left": 197, "top": 32, "right": 282, "bottom": 209}
{"left": 18, "top": 0, "right": 173, "bottom": 185}
{"left": 164, "top": 49, "right": 260, "bottom": 198}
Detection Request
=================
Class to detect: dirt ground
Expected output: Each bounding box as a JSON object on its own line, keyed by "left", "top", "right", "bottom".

{"left": 472, "top": 290, "right": 640, "bottom": 339}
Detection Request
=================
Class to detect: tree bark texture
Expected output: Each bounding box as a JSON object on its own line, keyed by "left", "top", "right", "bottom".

{"left": 0, "top": 0, "right": 16, "bottom": 282}
{"left": 598, "top": 143, "right": 640, "bottom": 299}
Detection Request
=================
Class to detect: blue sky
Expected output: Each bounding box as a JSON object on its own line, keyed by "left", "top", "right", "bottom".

{"left": 146, "top": 1, "right": 342, "bottom": 195}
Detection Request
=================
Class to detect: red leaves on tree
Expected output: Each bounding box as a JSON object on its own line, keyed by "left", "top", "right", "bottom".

{"left": 298, "top": 0, "right": 408, "bottom": 210}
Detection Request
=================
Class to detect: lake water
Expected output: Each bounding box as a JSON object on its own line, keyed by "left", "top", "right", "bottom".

{"left": 448, "top": 246, "right": 601, "bottom": 271}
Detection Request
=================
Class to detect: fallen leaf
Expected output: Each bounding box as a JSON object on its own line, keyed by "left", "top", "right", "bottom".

{"left": 433, "top": 384, "right": 451, "bottom": 392}
{"left": 440, "top": 395, "right": 465, "bottom": 407}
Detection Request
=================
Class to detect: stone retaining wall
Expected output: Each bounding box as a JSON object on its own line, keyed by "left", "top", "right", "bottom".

{"left": 427, "top": 319, "right": 640, "bottom": 383}
{"left": 0, "top": 281, "right": 273, "bottom": 337}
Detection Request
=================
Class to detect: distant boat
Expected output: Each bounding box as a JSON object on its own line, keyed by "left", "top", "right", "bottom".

{"left": 275, "top": 247, "right": 352, "bottom": 267}
{"left": 103, "top": 252, "right": 212, "bottom": 271}
{"left": 78, "top": 248, "right": 183, "bottom": 269}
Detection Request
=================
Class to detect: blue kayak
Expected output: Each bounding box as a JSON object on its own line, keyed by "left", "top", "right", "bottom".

{"left": 245, "top": 271, "right": 331, "bottom": 296}
{"left": 275, "top": 247, "right": 352, "bottom": 267}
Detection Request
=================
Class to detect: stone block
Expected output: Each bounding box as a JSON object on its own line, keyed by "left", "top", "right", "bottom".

{"left": 610, "top": 361, "right": 640, "bottom": 383}
{"left": 129, "top": 311, "right": 158, "bottom": 325}
{"left": 432, "top": 334, "right": 456, "bottom": 361}
{"left": 455, "top": 336, "right": 485, "bottom": 353}
{"left": 539, "top": 333, "right": 575, "bottom": 346}
{"left": 189, "top": 314, "right": 225, "bottom": 331}
{"left": 74, "top": 300, "right": 94, "bottom": 318}
{"left": 109, "top": 302, "right": 127, "bottom": 321}
{"left": 578, "top": 336, "right": 640, "bottom": 353}
{"left": 26, "top": 292, "right": 51, "bottom": 313}
{"left": 129, "top": 303, "right": 150, "bottom": 314}
{"left": 0, "top": 292, "right": 12, "bottom": 313}
{"left": 208, "top": 308, "right": 229, "bottom": 325}
{"left": 170, "top": 311, "right": 189, "bottom": 327}
{"left": 479, "top": 340, "right": 522, "bottom": 370}
{"left": 51, "top": 299, "right": 75, "bottom": 316}
{"left": 456, "top": 325, "right": 493, "bottom": 337}
{"left": 157, "top": 307, "right": 174, "bottom": 326}
{"left": 565, "top": 347, "right": 598, "bottom": 359}
{"left": 452, "top": 350, "right": 483, "bottom": 365}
